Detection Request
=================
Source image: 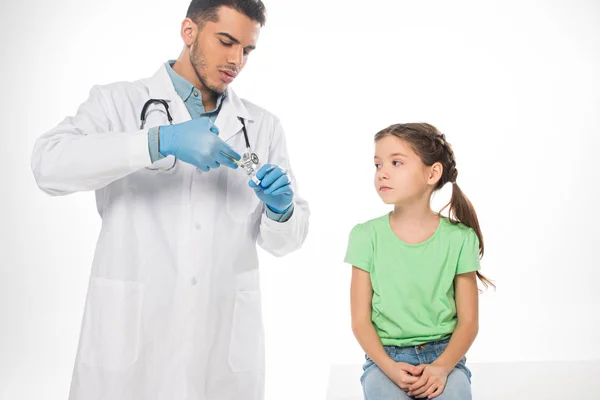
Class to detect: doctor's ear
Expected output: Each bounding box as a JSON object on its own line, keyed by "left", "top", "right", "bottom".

{"left": 181, "top": 17, "right": 198, "bottom": 47}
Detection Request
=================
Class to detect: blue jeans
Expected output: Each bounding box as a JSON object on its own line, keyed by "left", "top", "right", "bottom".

{"left": 361, "top": 339, "right": 472, "bottom": 400}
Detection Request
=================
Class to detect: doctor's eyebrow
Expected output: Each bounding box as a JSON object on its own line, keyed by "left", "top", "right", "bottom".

{"left": 216, "top": 32, "right": 256, "bottom": 50}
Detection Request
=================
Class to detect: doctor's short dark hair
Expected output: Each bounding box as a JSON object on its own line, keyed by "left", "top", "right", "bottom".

{"left": 186, "top": 0, "right": 267, "bottom": 27}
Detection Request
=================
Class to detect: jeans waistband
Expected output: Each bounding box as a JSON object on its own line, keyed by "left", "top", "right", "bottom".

{"left": 384, "top": 337, "right": 451, "bottom": 353}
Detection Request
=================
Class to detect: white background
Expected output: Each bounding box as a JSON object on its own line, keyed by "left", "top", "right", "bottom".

{"left": 1, "top": 0, "right": 599, "bottom": 399}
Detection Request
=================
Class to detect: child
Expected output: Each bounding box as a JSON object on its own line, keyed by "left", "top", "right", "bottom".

{"left": 345, "top": 123, "right": 494, "bottom": 400}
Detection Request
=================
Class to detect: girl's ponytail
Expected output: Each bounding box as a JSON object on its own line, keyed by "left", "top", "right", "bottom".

{"left": 441, "top": 182, "right": 495, "bottom": 289}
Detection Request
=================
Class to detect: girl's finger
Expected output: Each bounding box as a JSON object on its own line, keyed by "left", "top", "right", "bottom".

{"left": 428, "top": 383, "right": 445, "bottom": 399}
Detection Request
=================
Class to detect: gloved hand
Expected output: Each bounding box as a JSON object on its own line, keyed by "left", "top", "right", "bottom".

{"left": 159, "top": 117, "right": 241, "bottom": 171}
{"left": 248, "top": 164, "right": 294, "bottom": 213}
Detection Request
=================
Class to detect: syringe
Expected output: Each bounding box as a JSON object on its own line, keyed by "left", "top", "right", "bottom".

{"left": 221, "top": 151, "right": 262, "bottom": 186}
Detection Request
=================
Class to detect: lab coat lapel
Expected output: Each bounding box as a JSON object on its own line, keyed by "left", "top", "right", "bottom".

{"left": 143, "top": 64, "right": 253, "bottom": 137}
{"left": 143, "top": 65, "right": 191, "bottom": 125}
{"left": 215, "top": 87, "right": 253, "bottom": 143}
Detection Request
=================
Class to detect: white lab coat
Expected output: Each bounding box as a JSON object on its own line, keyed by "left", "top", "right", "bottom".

{"left": 31, "top": 64, "right": 310, "bottom": 400}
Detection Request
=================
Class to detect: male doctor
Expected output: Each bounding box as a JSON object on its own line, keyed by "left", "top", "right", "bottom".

{"left": 30, "top": 1, "right": 309, "bottom": 399}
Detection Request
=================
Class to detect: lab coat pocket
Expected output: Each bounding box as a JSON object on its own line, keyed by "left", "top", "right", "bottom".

{"left": 226, "top": 168, "right": 261, "bottom": 222}
{"left": 78, "top": 277, "right": 144, "bottom": 370}
{"left": 229, "top": 290, "right": 265, "bottom": 372}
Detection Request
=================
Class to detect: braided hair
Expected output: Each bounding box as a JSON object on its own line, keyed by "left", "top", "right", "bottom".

{"left": 436, "top": 133, "right": 458, "bottom": 185}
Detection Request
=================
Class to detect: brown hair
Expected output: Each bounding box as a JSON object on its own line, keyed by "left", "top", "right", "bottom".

{"left": 186, "top": 0, "right": 267, "bottom": 27}
{"left": 375, "top": 123, "right": 495, "bottom": 289}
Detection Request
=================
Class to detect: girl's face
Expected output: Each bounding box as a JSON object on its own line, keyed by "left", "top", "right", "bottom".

{"left": 374, "top": 135, "right": 437, "bottom": 205}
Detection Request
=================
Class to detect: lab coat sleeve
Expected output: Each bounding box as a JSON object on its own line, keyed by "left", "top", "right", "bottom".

{"left": 257, "top": 118, "right": 310, "bottom": 257}
{"left": 31, "top": 85, "right": 152, "bottom": 196}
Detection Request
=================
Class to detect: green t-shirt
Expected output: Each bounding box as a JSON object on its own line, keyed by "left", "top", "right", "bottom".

{"left": 344, "top": 213, "right": 481, "bottom": 347}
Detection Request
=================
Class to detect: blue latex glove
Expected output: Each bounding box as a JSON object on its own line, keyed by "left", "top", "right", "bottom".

{"left": 159, "top": 118, "right": 241, "bottom": 171}
{"left": 248, "top": 164, "right": 294, "bottom": 213}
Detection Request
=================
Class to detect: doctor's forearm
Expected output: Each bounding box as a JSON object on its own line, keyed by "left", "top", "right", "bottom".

{"left": 257, "top": 201, "right": 309, "bottom": 256}
{"left": 265, "top": 205, "right": 294, "bottom": 222}
{"left": 148, "top": 127, "right": 165, "bottom": 163}
{"left": 32, "top": 130, "right": 152, "bottom": 195}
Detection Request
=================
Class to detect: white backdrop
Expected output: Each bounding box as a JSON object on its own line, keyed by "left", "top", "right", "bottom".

{"left": 1, "top": 0, "right": 599, "bottom": 399}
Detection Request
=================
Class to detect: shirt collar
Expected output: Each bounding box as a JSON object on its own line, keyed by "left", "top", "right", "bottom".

{"left": 165, "top": 60, "right": 226, "bottom": 108}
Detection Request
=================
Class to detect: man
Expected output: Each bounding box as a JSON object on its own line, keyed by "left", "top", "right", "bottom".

{"left": 30, "top": 1, "right": 309, "bottom": 399}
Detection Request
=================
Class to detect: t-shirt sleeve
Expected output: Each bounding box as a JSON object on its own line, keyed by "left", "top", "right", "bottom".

{"left": 344, "top": 223, "right": 373, "bottom": 273}
{"left": 456, "top": 228, "right": 481, "bottom": 275}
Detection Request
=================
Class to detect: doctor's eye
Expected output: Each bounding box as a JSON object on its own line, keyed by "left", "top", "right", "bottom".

{"left": 220, "top": 40, "right": 233, "bottom": 47}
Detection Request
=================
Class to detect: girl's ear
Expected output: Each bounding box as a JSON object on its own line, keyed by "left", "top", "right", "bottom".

{"left": 427, "top": 162, "right": 444, "bottom": 185}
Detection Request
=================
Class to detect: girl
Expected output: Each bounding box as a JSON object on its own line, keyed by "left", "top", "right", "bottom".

{"left": 345, "top": 123, "right": 493, "bottom": 400}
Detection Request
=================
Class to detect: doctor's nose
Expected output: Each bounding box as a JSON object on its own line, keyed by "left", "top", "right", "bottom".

{"left": 227, "top": 47, "right": 244, "bottom": 67}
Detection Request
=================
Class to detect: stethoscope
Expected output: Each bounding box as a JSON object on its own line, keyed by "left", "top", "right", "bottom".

{"left": 140, "top": 98, "right": 259, "bottom": 175}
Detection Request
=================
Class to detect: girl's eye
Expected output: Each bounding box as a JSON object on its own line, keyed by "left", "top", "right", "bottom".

{"left": 393, "top": 161, "right": 403, "bottom": 166}
{"left": 374, "top": 163, "right": 381, "bottom": 169}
